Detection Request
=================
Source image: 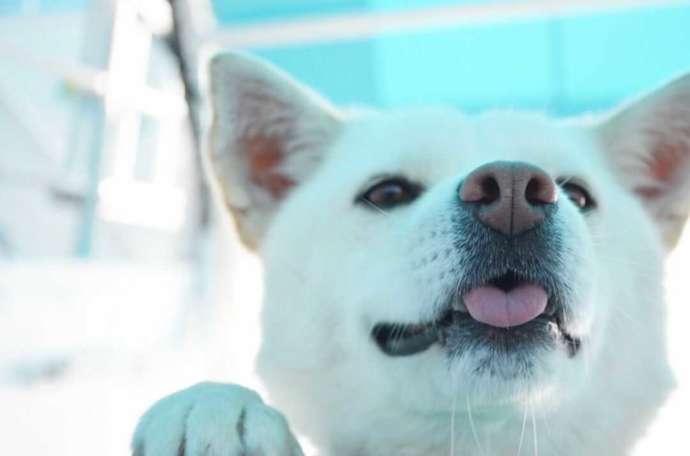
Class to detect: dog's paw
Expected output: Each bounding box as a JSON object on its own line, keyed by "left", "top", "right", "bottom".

{"left": 132, "top": 382, "right": 303, "bottom": 456}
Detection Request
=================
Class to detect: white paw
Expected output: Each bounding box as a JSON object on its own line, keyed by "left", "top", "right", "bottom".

{"left": 132, "top": 382, "right": 303, "bottom": 456}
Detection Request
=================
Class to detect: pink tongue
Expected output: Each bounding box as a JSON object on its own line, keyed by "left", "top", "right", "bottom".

{"left": 464, "top": 284, "right": 548, "bottom": 328}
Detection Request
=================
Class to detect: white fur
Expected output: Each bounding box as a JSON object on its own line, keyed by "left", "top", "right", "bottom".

{"left": 134, "top": 53, "right": 690, "bottom": 456}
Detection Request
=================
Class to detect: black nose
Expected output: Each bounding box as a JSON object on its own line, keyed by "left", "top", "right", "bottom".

{"left": 458, "top": 161, "right": 557, "bottom": 236}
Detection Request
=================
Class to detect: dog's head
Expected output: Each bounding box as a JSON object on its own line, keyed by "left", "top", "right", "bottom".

{"left": 207, "top": 53, "right": 689, "bottom": 450}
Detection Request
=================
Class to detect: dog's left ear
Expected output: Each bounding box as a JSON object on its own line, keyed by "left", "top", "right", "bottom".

{"left": 206, "top": 52, "right": 342, "bottom": 250}
{"left": 595, "top": 74, "right": 690, "bottom": 249}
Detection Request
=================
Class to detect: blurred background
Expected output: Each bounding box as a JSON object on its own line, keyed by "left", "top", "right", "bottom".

{"left": 0, "top": 0, "right": 689, "bottom": 454}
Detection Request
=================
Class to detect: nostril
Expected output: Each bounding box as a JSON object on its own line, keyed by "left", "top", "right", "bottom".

{"left": 460, "top": 161, "right": 556, "bottom": 236}
{"left": 479, "top": 176, "right": 500, "bottom": 204}
{"left": 525, "top": 178, "right": 544, "bottom": 204}
{"left": 459, "top": 171, "right": 502, "bottom": 204}
{"left": 525, "top": 175, "right": 557, "bottom": 205}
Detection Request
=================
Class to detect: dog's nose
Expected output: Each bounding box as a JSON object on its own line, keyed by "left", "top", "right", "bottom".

{"left": 459, "top": 161, "right": 557, "bottom": 236}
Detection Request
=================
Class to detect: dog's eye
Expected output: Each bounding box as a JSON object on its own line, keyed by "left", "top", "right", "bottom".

{"left": 358, "top": 177, "right": 423, "bottom": 210}
{"left": 558, "top": 179, "right": 596, "bottom": 211}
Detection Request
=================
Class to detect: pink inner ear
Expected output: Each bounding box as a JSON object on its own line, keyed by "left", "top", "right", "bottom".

{"left": 247, "top": 135, "right": 295, "bottom": 199}
{"left": 637, "top": 144, "right": 681, "bottom": 198}
{"left": 641, "top": 102, "right": 690, "bottom": 186}
{"left": 650, "top": 142, "right": 684, "bottom": 182}
{"left": 636, "top": 128, "right": 689, "bottom": 199}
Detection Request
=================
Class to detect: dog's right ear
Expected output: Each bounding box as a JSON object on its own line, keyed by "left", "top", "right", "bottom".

{"left": 206, "top": 52, "right": 342, "bottom": 250}
{"left": 594, "top": 74, "right": 690, "bottom": 250}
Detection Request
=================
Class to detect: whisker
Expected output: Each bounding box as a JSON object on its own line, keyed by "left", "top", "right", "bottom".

{"left": 516, "top": 404, "right": 528, "bottom": 456}
{"left": 530, "top": 401, "right": 539, "bottom": 456}
{"left": 581, "top": 332, "right": 592, "bottom": 378}
{"left": 608, "top": 303, "right": 646, "bottom": 334}
{"left": 362, "top": 198, "right": 389, "bottom": 215}
{"left": 449, "top": 374, "right": 457, "bottom": 456}
{"left": 466, "top": 393, "right": 484, "bottom": 455}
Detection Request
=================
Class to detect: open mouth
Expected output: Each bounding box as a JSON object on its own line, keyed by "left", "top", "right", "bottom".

{"left": 372, "top": 271, "right": 581, "bottom": 358}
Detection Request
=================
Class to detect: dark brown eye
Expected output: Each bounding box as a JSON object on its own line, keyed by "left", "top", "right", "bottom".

{"left": 558, "top": 180, "right": 596, "bottom": 211}
{"left": 358, "top": 177, "right": 423, "bottom": 210}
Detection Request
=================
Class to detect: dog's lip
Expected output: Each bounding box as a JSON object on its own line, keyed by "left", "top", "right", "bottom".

{"left": 372, "top": 272, "right": 577, "bottom": 357}
{"left": 372, "top": 308, "right": 573, "bottom": 357}
{"left": 372, "top": 321, "right": 439, "bottom": 357}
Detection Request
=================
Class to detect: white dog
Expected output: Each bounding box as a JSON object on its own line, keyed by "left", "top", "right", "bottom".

{"left": 133, "top": 53, "right": 690, "bottom": 455}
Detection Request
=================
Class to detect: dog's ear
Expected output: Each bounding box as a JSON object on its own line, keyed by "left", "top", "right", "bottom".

{"left": 595, "top": 74, "right": 690, "bottom": 249}
{"left": 206, "top": 52, "right": 342, "bottom": 249}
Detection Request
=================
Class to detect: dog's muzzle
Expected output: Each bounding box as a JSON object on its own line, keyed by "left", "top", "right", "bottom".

{"left": 372, "top": 161, "right": 581, "bottom": 361}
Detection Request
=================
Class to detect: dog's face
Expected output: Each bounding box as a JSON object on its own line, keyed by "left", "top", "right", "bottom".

{"left": 207, "top": 53, "right": 689, "bottom": 453}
